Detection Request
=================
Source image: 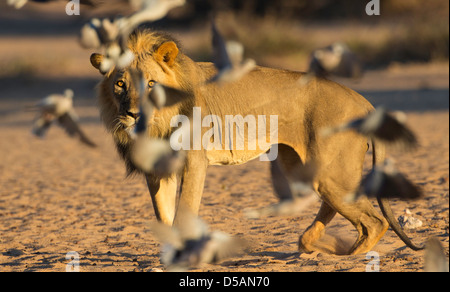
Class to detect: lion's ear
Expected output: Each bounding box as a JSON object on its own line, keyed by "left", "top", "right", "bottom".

{"left": 154, "top": 41, "right": 179, "bottom": 68}
{"left": 90, "top": 53, "right": 106, "bottom": 75}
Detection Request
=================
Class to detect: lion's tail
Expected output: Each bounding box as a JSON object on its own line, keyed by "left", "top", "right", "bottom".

{"left": 372, "top": 140, "right": 425, "bottom": 251}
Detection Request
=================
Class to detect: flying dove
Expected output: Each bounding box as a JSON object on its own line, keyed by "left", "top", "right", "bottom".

{"left": 347, "top": 159, "right": 423, "bottom": 203}
{"left": 321, "top": 107, "right": 418, "bottom": 151}
{"left": 151, "top": 205, "right": 246, "bottom": 272}
{"left": 300, "top": 42, "right": 362, "bottom": 85}
{"left": 245, "top": 159, "right": 320, "bottom": 219}
{"left": 31, "top": 89, "right": 97, "bottom": 147}
{"left": 311, "top": 42, "right": 362, "bottom": 78}
{"left": 208, "top": 19, "right": 256, "bottom": 85}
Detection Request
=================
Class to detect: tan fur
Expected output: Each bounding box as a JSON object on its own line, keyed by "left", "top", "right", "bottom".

{"left": 92, "top": 28, "right": 390, "bottom": 255}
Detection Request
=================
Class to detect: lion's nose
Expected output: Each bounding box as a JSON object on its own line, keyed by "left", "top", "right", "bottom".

{"left": 126, "top": 111, "right": 141, "bottom": 120}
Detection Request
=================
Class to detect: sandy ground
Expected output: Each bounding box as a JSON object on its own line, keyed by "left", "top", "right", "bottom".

{"left": 0, "top": 2, "right": 449, "bottom": 273}
{"left": 0, "top": 67, "right": 448, "bottom": 273}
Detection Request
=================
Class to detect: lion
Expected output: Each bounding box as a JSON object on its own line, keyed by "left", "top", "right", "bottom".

{"left": 90, "top": 28, "right": 422, "bottom": 255}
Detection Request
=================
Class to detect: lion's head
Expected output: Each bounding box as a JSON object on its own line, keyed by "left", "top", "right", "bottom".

{"left": 91, "top": 29, "right": 197, "bottom": 175}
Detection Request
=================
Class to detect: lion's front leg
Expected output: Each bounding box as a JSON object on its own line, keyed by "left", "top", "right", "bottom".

{"left": 173, "top": 150, "right": 208, "bottom": 226}
{"left": 146, "top": 174, "right": 178, "bottom": 226}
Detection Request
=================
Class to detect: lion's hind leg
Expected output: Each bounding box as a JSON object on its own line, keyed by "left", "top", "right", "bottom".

{"left": 298, "top": 132, "right": 389, "bottom": 255}
{"left": 299, "top": 178, "right": 388, "bottom": 255}
{"left": 309, "top": 163, "right": 389, "bottom": 255}
{"left": 271, "top": 145, "right": 337, "bottom": 253}
{"left": 298, "top": 202, "right": 337, "bottom": 253}
{"left": 271, "top": 145, "right": 333, "bottom": 252}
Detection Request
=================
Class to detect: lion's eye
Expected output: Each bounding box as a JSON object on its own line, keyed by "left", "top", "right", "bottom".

{"left": 148, "top": 80, "right": 156, "bottom": 88}
{"left": 115, "top": 80, "right": 126, "bottom": 89}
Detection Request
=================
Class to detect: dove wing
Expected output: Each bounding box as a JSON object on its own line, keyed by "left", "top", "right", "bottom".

{"left": 226, "top": 41, "right": 244, "bottom": 68}
{"left": 373, "top": 114, "right": 418, "bottom": 150}
{"left": 385, "top": 172, "right": 422, "bottom": 200}
{"left": 174, "top": 204, "right": 209, "bottom": 241}
{"left": 212, "top": 21, "right": 232, "bottom": 71}
{"left": 32, "top": 116, "right": 54, "bottom": 138}
{"left": 360, "top": 109, "right": 418, "bottom": 150}
{"left": 206, "top": 231, "right": 246, "bottom": 264}
{"left": 150, "top": 221, "right": 184, "bottom": 249}
{"left": 308, "top": 56, "right": 328, "bottom": 78}
{"left": 57, "top": 112, "right": 97, "bottom": 147}
{"left": 359, "top": 167, "right": 385, "bottom": 198}
{"left": 362, "top": 167, "right": 422, "bottom": 200}
{"left": 80, "top": 22, "right": 102, "bottom": 49}
{"left": 158, "top": 84, "right": 192, "bottom": 107}
{"left": 125, "top": 0, "right": 182, "bottom": 32}
{"left": 337, "top": 51, "right": 362, "bottom": 78}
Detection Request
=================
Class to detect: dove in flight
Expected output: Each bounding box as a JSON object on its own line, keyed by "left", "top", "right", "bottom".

{"left": 321, "top": 107, "right": 418, "bottom": 151}
{"left": 245, "top": 159, "right": 320, "bottom": 219}
{"left": 151, "top": 205, "right": 246, "bottom": 272}
{"left": 300, "top": 42, "right": 362, "bottom": 86}
{"left": 124, "top": 0, "right": 186, "bottom": 32}
{"left": 208, "top": 19, "right": 256, "bottom": 85}
{"left": 31, "top": 89, "right": 97, "bottom": 147}
{"left": 346, "top": 159, "right": 423, "bottom": 203}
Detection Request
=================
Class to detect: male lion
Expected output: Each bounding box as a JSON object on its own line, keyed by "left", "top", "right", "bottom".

{"left": 90, "top": 29, "right": 422, "bottom": 255}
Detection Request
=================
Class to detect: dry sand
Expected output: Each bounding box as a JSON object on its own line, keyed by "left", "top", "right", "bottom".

{"left": 0, "top": 2, "right": 448, "bottom": 272}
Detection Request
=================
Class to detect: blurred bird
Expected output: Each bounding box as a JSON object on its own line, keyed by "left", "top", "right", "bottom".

{"left": 124, "top": 0, "right": 186, "bottom": 31}
{"left": 425, "top": 238, "right": 449, "bottom": 272}
{"left": 321, "top": 107, "right": 418, "bottom": 151}
{"left": 129, "top": 70, "right": 186, "bottom": 176}
{"left": 80, "top": 0, "right": 186, "bottom": 72}
{"left": 209, "top": 19, "right": 256, "bottom": 85}
{"left": 80, "top": 17, "right": 134, "bottom": 72}
{"left": 311, "top": 42, "right": 362, "bottom": 78}
{"left": 7, "top": 0, "right": 28, "bottom": 9}
{"left": 80, "top": 0, "right": 186, "bottom": 47}
{"left": 300, "top": 42, "right": 362, "bottom": 85}
{"left": 245, "top": 160, "right": 320, "bottom": 219}
{"left": 31, "top": 89, "right": 97, "bottom": 147}
{"left": 80, "top": 19, "right": 103, "bottom": 49}
{"left": 347, "top": 159, "right": 422, "bottom": 203}
{"left": 151, "top": 205, "right": 246, "bottom": 272}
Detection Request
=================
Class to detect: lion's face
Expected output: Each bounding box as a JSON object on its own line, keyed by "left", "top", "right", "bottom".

{"left": 108, "top": 64, "right": 161, "bottom": 138}
{"left": 91, "top": 34, "right": 181, "bottom": 144}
